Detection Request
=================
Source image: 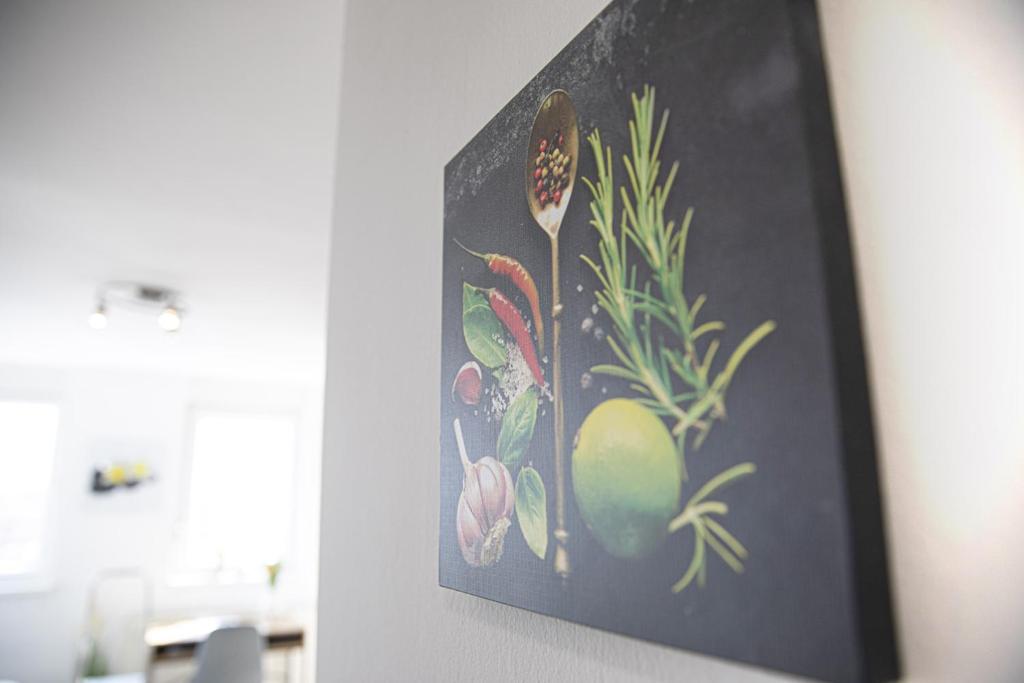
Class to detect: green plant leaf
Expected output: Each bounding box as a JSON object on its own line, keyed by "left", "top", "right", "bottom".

{"left": 515, "top": 466, "right": 548, "bottom": 560}
{"left": 462, "top": 283, "right": 507, "bottom": 368}
{"left": 497, "top": 387, "right": 537, "bottom": 470}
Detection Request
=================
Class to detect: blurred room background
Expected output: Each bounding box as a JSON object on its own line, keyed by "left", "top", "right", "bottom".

{"left": 0, "top": 0, "right": 342, "bottom": 680}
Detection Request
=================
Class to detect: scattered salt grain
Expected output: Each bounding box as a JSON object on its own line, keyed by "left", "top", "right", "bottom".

{"left": 490, "top": 342, "right": 535, "bottom": 419}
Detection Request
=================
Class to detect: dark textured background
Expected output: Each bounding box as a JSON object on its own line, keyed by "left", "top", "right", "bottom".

{"left": 440, "top": 2, "right": 876, "bottom": 681}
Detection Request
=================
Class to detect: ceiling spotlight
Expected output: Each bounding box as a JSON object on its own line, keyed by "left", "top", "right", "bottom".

{"left": 157, "top": 306, "right": 182, "bottom": 333}
{"left": 88, "top": 303, "right": 108, "bottom": 330}
{"left": 88, "top": 282, "right": 185, "bottom": 334}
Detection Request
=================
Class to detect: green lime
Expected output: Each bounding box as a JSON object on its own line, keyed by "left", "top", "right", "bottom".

{"left": 571, "top": 398, "right": 681, "bottom": 559}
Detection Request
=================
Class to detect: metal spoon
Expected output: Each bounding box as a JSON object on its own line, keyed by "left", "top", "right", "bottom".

{"left": 526, "top": 90, "right": 578, "bottom": 580}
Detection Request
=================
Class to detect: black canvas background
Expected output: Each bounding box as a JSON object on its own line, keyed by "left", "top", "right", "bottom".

{"left": 440, "top": 2, "right": 895, "bottom": 682}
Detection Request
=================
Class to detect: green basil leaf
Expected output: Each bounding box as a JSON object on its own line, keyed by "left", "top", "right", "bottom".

{"left": 497, "top": 387, "right": 537, "bottom": 470}
{"left": 515, "top": 466, "right": 548, "bottom": 560}
{"left": 462, "top": 283, "right": 507, "bottom": 369}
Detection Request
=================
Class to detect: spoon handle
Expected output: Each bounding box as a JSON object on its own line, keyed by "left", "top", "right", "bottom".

{"left": 550, "top": 232, "right": 570, "bottom": 579}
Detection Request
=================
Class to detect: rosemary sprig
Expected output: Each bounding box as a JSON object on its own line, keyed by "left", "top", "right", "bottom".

{"left": 583, "top": 86, "right": 776, "bottom": 458}
{"left": 581, "top": 85, "right": 775, "bottom": 592}
{"left": 667, "top": 463, "right": 755, "bottom": 592}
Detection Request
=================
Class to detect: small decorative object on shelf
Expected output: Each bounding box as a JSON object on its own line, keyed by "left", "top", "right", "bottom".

{"left": 266, "top": 561, "right": 283, "bottom": 590}
{"left": 262, "top": 561, "right": 284, "bottom": 618}
{"left": 91, "top": 461, "right": 155, "bottom": 493}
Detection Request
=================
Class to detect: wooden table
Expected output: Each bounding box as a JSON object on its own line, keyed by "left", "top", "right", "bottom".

{"left": 145, "top": 615, "right": 304, "bottom": 681}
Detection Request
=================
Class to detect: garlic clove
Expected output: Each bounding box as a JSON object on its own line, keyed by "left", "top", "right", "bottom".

{"left": 474, "top": 457, "right": 504, "bottom": 527}
{"left": 499, "top": 461, "right": 515, "bottom": 518}
{"left": 461, "top": 463, "right": 488, "bottom": 528}
{"left": 457, "top": 493, "right": 485, "bottom": 566}
{"left": 478, "top": 456, "right": 515, "bottom": 520}
{"left": 451, "top": 361, "right": 483, "bottom": 405}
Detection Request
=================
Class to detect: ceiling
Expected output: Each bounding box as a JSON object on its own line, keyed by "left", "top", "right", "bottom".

{"left": 0, "top": 0, "right": 343, "bottom": 380}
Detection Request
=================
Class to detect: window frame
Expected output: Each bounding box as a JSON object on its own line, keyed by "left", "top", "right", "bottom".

{"left": 0, "top": 393, "right": 62, "bottom": 596}
{"left": 169, "top": 404, "right": 302, "bottom": 587}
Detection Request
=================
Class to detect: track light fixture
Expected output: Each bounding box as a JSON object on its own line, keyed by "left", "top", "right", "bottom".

{"left": 88, "top": 282, "right": 185, "bottom": 333}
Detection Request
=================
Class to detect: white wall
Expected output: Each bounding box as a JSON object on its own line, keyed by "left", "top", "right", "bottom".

{"left": 820, "top": 3, "right": 1024, "bottom": 681}
{"left": 0, "top": 364, "right": 323, "bottom": 683}
{"left": 317, "top": 1, "right": 1024, "bottom": 682}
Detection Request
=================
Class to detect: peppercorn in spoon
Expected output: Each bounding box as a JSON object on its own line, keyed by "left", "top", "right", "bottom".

{"left": 525, "top": 90, "right": 579, "bottom": 581}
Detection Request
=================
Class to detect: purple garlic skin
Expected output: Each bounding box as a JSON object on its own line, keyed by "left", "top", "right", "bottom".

{"left": 457, "top": 455, "right": 515, "bottom": 567}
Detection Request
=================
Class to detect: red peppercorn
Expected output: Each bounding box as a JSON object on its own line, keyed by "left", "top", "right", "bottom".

{"left": 539, "top": 191, "right": 548, "bottom": 204}
{"left": 533, "top": 167, "right": 542, "bottom": 180}
{"left": 553, "top": 189, "right": 562, "bottom": 204}
{"left": 557, "top": 134, "right": 564, "bottom": 147}
{"left": 539, "top": 139, "right": 548, "bottom": 153}
{"left": 536, "top": 179, "right": 544, "bottom": 193}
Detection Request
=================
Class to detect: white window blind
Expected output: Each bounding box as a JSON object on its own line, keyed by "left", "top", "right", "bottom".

{"left": 0, "top": 401, "right": 59, "bottom": 579}
{"left": 179, "top": 411, "right": 297, "bottom": 582}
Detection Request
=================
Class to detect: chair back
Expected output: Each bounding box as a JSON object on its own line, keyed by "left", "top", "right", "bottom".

{"left": 192, "top": 626, "right": 263, "bottom": 683}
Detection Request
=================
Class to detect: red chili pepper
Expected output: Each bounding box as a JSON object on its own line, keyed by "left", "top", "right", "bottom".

{"left": 454, "top": 240, "right": 545, "bottom": 355}
{"left": 485, "top": 287, "right": 545, "bottom": 388}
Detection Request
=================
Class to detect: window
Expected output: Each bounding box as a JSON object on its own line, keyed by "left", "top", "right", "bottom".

{"left": 178, "top": 411, "right": 297, "bottom": 583}
{"left": 0, "top": 401, "right": 59, "bottom": 581}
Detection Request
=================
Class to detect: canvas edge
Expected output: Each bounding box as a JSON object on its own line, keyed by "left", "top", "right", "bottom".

{"left": 439, "top": 159, "right": 458, "bottom": 591}
{"left": 786, "top": 2, "right": 902, "bottom": 682}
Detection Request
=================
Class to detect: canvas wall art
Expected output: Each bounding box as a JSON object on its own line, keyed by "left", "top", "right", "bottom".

{"left": 439, "top": 1, "right": 898, "bottom": 681}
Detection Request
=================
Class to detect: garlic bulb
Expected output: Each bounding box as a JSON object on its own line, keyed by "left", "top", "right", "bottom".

{"left": 453, "top": 419, "right": 514, "bottom": 567}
